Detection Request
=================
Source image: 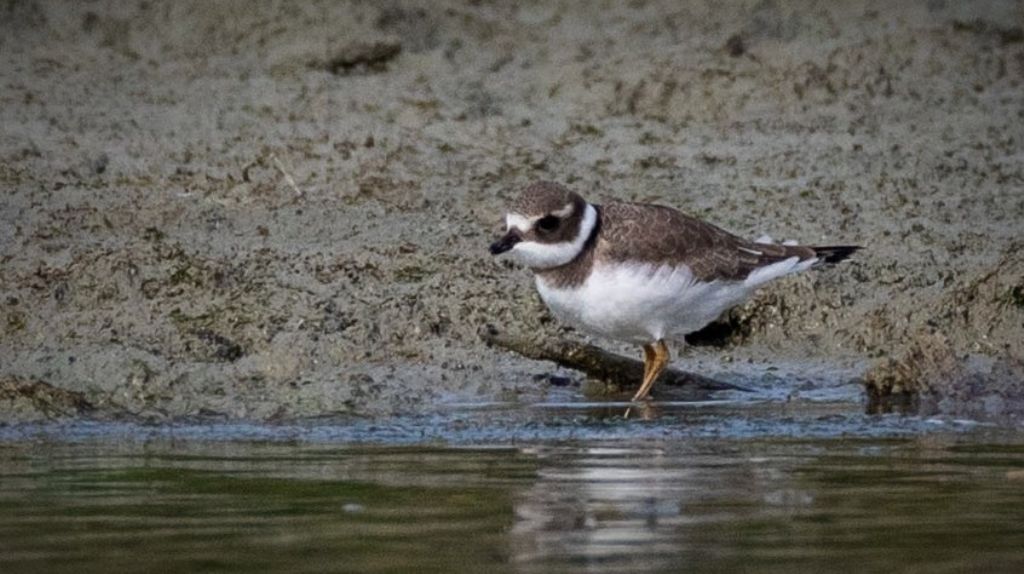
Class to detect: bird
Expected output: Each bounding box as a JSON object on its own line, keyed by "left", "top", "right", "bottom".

{"left": 489, "top": 181, "right": 860, "bottom": 402}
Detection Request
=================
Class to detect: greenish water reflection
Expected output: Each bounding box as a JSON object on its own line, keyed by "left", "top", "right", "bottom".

{"left": 2, "top": 436, "right": 1023, "bottom": 573}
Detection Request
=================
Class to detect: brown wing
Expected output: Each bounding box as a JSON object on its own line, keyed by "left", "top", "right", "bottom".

{"left": 596, "top": 202, "right": 817, "bottom": 281}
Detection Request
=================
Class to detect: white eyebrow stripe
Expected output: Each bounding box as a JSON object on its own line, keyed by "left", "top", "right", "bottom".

{"left": 550, "top": 203, "right": 574, "bottom": 218}
{"left": 507, "top": 204, "right": 575, "bottom": 232}
{"left": 506, "top": 213, "right": 539, "bottom": 232}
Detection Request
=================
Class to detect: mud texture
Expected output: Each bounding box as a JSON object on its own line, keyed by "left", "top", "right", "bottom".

{"left": 2, "top": 1, "right": 1023, "bottom": 422}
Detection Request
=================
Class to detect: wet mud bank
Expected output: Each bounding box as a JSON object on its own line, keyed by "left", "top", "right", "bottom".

{"left": 2, "top": 1, "right": 1023, "bottom": 423}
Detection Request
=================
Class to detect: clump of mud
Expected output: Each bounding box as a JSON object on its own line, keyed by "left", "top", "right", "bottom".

{"left": 865, "top": 332, "right": 1024, "bottom": 420}
{"left": 864, "top": 245, "right": 1024, "bottom": 419}
{"left": 0, "top": 376, "right": 94, "bottom": 423}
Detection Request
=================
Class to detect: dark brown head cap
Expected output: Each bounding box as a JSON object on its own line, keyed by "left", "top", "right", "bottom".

{"left": 510, "top": 181, "right": 586, "bottom": 217}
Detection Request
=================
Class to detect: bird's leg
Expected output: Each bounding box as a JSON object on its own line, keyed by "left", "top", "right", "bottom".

{"left": 631, "top": 340, "right": 669, "bottom": 402}
{"left": 640, "top": 343, "right": 656, "bottom": 381}
{"left": 624, "top": 345, "right": 654, "bottom": 418}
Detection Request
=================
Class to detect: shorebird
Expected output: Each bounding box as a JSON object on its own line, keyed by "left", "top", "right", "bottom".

{"left": 489, "top": 181, "right": 859, "bottom": 402}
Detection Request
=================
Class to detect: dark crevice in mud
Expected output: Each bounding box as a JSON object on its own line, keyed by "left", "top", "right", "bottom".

{"left": 318, "top": 41, "right": 402, "bottom": 75}
{"left": 951, "top": 19, "right": 1024, "bottom": 46}
{"left": 193, "top": 329, "right": 245, "bottom": 362}
{"left": 685, "top": 314, "right": 752, "bottom": 348}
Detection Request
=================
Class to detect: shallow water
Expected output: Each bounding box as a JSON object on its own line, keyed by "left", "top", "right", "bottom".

{"left": 2, "top": 400, "right": 1024, "bottom": 573}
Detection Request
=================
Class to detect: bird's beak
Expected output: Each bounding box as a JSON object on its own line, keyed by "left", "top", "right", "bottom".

{"left": 489, "top": 230, "right": 521, "bottom": 255}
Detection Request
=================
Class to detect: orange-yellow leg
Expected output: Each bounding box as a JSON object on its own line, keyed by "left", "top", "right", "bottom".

{"left": 631, "top": 340, "right": 669, "bottom": 402}
{"left": 640, "top": 344, "right": 656, "bottom": 381}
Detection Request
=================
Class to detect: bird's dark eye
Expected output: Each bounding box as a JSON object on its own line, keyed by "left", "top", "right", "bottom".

{"left": 537, "top": 215, "right": 559, "bottom": 232}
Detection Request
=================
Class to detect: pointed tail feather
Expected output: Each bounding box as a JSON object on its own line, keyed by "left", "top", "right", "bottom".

{"left": 811, "top": 245, "right": 861, "bottom": 265}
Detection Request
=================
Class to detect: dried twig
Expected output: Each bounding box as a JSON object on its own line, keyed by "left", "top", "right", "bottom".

{"left": 480, "top": 325, "right": 748, "bottom": 396}
{"left": 270, "top": 153, "right": 303, "bottom": 197}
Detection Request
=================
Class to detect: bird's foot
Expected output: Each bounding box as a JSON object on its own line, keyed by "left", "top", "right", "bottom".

{"left": 623, "top": 400, "right": 658, "bottom": 420}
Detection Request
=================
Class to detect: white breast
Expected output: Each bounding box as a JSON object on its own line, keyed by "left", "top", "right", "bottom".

{"left": 535, "top": 257, "right": 813, "bottom": 345}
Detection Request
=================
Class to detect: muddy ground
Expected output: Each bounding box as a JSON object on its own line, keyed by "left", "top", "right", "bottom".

{"left": 2, "top": 1, "right": 1023, "bottom": 422}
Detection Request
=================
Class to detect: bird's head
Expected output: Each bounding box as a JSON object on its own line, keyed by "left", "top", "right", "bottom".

{"left": 489, "top": 181, "right": 597, "bottom": 270}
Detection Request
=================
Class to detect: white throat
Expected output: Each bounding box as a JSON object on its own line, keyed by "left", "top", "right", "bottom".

{"left": 509, "top": 203, "right": 598, "bottom": 270}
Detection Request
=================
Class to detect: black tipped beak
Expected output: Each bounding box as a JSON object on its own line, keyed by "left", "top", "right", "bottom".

{"left": 489, "top": 231, "right": 521, "bottom": 255}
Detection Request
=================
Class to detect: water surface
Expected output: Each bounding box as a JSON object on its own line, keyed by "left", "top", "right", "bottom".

{"left": 2, "top": 400, "right": 1023, "bottom": 573}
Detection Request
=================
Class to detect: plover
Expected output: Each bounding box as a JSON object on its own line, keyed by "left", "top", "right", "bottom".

{"left": 489, "top": 181, "right": 859, "bottom": 402}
